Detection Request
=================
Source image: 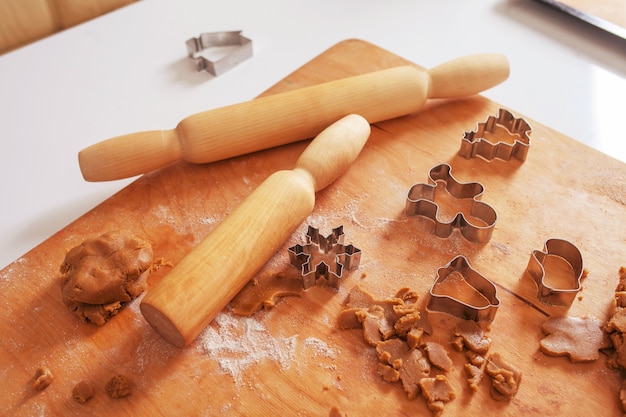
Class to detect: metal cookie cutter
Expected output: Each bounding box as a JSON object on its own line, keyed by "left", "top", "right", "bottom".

{"left": 427, "top": 255, "right": 500, "bottom": 322}
{"left": 459, "top": 108, "right": 532, "bottom": 162}
{"left": 405, "top": 163, "right": 497, "bottom": 243}
{"left": 288, "top": 225, "right": 361, "bottom": 290}
{"left": 186, "top": 31, "right": 253, "bottom": 76}
{"left": 526, "top": 238, "right": 584, "bottom": 306}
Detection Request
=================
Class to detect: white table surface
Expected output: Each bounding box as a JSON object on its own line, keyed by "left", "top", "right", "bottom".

{"left": 1, "top": 0, "right": 625, "bottom": 269}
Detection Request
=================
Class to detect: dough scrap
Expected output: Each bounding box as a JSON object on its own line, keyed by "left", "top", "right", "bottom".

{"left": 106, "top": 374, "right": 132, "bottom": 399}
{"left": 453, "top": 320, "right": 491, "bottom": 354}
{"left": 423, "top": 342, "right": 453, "bottom": 372}
{"left": 540, "top": 315, "right": 610, "bottom": 362}
{"left": 603, "top": 267, "right": 626, "bottom": 414}
{"left": 340, "top": 285, "right": 429, "bottom": 344}
{"left": 328, "top": 406, "right": 346, "bottom": 417}
{"left": 356, "top": 306, "right": 393, "bottom": 345}
{"left": 60, "top": 230, "right": 153, "bottom": 325}
{"left": 485, "top": 352, "right": 522, "bottom": 401}
{"left": 419, "top": 375, "right": 456, "bottom": 415}
{"left": 464, "top": 363, "right": 483, "bottom": 392}
{"left": 338, "top": 285, "right": 457, "bottom": 414}
{"left": 376, "top": 339, "right": 431, "bottom": 399}
{"left": 231, "top": 271, "right": 303, "bottom": 316}
{"left": 72, "top": 380, "right": 94, "bottom": 403}
{"left": 32, "top": 366, "right": 53, "bottom": 391}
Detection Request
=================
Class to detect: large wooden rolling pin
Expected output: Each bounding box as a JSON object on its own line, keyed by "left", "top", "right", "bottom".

{"left": 140, "top": 114, "right": 371, "bottom": 347}
{"left": 79, "top": 54, "right": 509, "bottom": 181}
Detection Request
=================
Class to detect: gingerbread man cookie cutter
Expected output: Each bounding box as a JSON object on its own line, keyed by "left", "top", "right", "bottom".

{"left": 427, "top": 255, "right": 500, "bottom": 322}
{"left": 405, "top": 163, "right": 497, "bottom": 243}
{"left": 459, "top": 108, "right": 532, "bottom": 162}
{"left": 526, "top": 238, "right": 584, "bottom": 306}
{"left": 288, "top": 226, "right": 361, "bottom": 290}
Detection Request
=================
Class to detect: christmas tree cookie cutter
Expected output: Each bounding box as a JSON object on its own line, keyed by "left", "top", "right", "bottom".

{"left": 459, "top": 108, "right": 532, "bottom": 162}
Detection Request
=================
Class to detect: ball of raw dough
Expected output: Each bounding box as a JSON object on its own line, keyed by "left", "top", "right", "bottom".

{"left": 60, "top": 230, "right": 153, "bottom": 325}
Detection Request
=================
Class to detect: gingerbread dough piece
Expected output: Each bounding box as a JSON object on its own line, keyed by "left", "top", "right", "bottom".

{"left": 106, "top": 375, "right": 132, "bottom": 398}
{"left": 423, "top": 342, "right": 453, "bottom": 372}
{"left": 419, "top": 375, "right": 456, "bottom": 415}
{"left": 453, "top": 320, "right": 491, "bottom": 354}
{"left": 32, "top": 366, "right": 53, "bottom": 391}
{"left": 540, "top": 315, "right": 611, "bottom": 362}
{"left": 485, "top": 352, "right": 522, "bottom": 401}
{"left": 60, "top": 230, "right": 153, "bottom": 325}
{"left": 72, "top": 380, "right": 94, "bottom": 403}
{"left": 376, "top": 338, "right": 431, "bottom": 399}
{"left": 231, "top": 271, "right": 303, "bottom": 316}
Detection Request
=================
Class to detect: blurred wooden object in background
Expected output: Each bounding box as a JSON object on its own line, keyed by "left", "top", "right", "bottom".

{"left": 0, "top": 0, "right": 137, "bottom": 54}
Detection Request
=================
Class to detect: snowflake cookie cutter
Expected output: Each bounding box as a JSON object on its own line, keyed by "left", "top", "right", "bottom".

{"left": 459, "top": 108, "right": 532, "bottom": 162}
{"left": 427, "top": 255, "right": 500, "bottom": 322}
{"left": 186, "top": 31, "right": 253, "bottom": 76}
{"left": 405, "top": 163, "right": 497, "bottom": 243}
{"left": 288, "top": 225, "right": 361, "bottom": 290}
{"left": 526, "top": 238, "right": 584, "bottom": 306}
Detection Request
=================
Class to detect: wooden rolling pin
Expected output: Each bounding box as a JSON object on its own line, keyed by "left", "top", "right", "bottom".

{"left": 79, "top": 54, "right": 509, "bottom": 181}
{"left": 140, "top": 114, "right": 371, "bottom": 347}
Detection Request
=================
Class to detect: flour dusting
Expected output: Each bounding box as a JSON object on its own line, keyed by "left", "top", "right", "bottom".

{"left": 303, "top": 337, "right": 337, "bottom": 359}
{"left": 199, "top": 311, "right": 297, "bottom": 385}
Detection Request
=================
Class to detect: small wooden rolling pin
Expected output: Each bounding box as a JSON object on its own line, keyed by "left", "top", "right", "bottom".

{"left": 79, "top": 54, "right": 509, "bottom": 181}
{"left": 140, "top": 114, "right": 371, "bottom": 347}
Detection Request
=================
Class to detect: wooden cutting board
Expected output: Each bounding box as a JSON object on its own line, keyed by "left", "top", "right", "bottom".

{"left": 2, "top": 39, "right": 625, "bottom": 416}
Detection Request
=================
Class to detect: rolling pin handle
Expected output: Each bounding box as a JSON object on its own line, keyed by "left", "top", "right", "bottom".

{"left": 78, "top": 129, "right": 182, "bottom": 181}
{"left": 427, "top": 53, "right": 509, "bottom": 99}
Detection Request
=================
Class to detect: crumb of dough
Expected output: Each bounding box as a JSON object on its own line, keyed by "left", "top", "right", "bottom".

{"left": 406, "top": 327, "right": 424, "bottom": 350}
{"left": 376, "top": 339, "right": 431, "bottom": 399}
{"left": 423, "top": 342, "right": 453, "bottom": 371}
{"left": 72, "top": 380, "right": 94, "bottom": 403}
{"left": 485, "top": 352, "right": 522, "bottom": 401}
{"left": 231, "top": 271, "right": 303, "bottom": 316}
{"left": 540, "top": 315, "right": 611, "bottom": 362}
{"left": 454, "top": 320, "right": 491, "bottom": 354}
{"left": 394, "top": 287, "right": 420, "bottom": 303}
{"left": 419, "top": 375, "right": 456, "bottom": 415}
{"left": 329, "top": 405, "right": 346, "bottom": 417}
{"left": 465, "top": 351, "right": 485, "bottom": 367}
{"left": 394, "top": 310, "right": 421, "bottom": 338}
{"left": 60, "top": 230, "right": 153, "bottom": 325}
{"left": 464, "top": 363, "right": 483, "bottom": 392}
{"left": 106, "top": 375, "right": 132, "bottom": 399}
{"left": 32, "top": 366, "right": 53, "bottom": 391}
{"left": 378, "top": 362, "right": 400, "bottom": 382}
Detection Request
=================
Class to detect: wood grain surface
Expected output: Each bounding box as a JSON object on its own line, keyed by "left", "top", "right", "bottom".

{"left": 1, "top": 39, "right": 625, "bottom": 416}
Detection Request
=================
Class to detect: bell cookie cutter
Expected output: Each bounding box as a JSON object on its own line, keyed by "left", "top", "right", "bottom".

{"left": 459, "top": 108, "right": 532, "bottom": 162}
{"left": 405, "top": 163, "right": 497, "bottom": 243}
{"left": 186, "top": 31, "right": 253, "bottom": 76}
{"left": 526, "top": 238, "right": 584, "bottom": 306}
{"left": 427, "top": 255, "right": 500, "bottom": 322}
{"left": 288, "top": 225, "right": 361, "bottom": 290}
